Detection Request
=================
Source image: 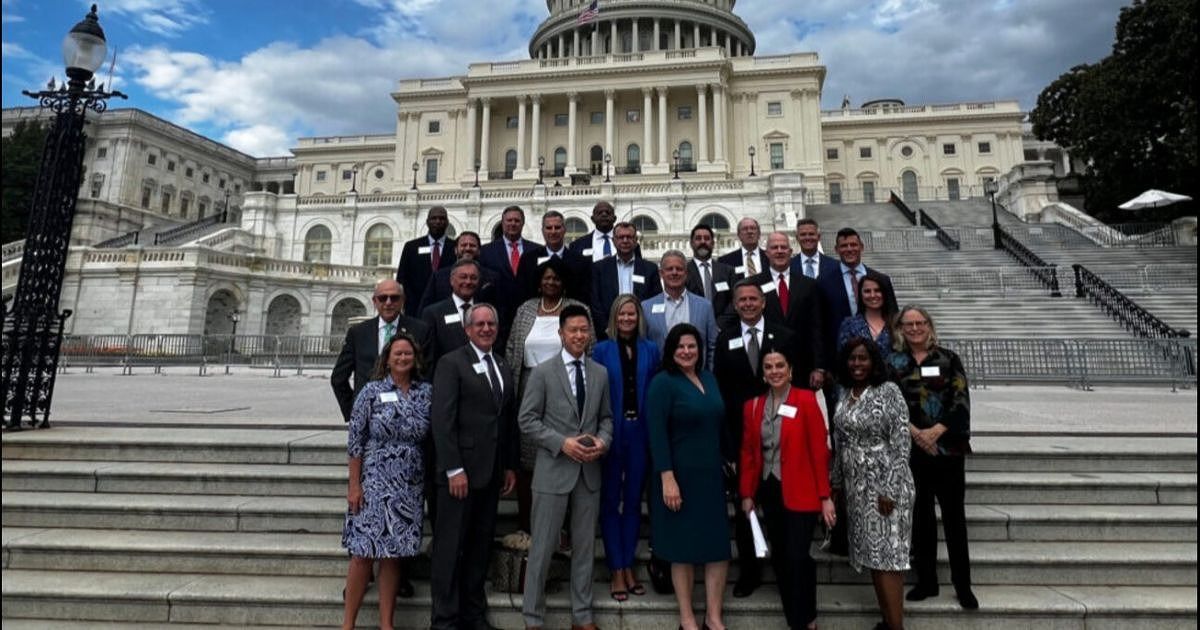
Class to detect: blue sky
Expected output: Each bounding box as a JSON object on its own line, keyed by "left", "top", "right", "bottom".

{"left": 2, "top": 0, "right": 1129, "bottom": 157}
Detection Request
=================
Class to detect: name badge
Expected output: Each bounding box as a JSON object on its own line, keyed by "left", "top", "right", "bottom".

{"left": 473, "top": 362, "right": 488, "bottom": 375}
{"left": 760, "top": 282, "right": 776, "bottom": 293}
{"left": 728, "top": 337, "right": 744, "bottom": 350}
{"left": 418, "top": 246, "right": 431, "bottom": 255}
{"left": 778, "top": 404, "right": 798, "bottom": 419}
{"left": 920, "top": 366, "right": 941, "bottom": 378}
{"left": 536, "top": 255, "right": 551, "bottom": 265}
{"left": 632, "top": 274, "right": 645, "bottom": 284}
{"left": 582, "top": 248, "right": 594, "bottom": 257}
{"left": 734, "top": 265, "right": 747, "bottom": 275}
{"left": 651, "top": 303, "right": 666, "bottom": 314}
{"left": 444, "top": 313, "right": 462, "bottom": 324}
{"left": 714, "top": 281, "right": 729, "bottom": 292}
{"left": 379, "top": 392, "right": 399, "bottom": 403}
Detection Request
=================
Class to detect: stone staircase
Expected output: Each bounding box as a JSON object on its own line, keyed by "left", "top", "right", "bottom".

{"left": 807, "top": 202, "right": 915, "bottom": 232}
{"left": 3, "top": 426, "right": 1196, "bottom": 628}
{"left": 915, "top": 200, "right": 1021, "bottom": 228}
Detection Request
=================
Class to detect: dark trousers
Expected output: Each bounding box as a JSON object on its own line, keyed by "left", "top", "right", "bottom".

{"left": 910, "top": 450, "right": 972, "bottom": 591}
{"left": 823, "top": 386, "right": 849, "bottom": 552}
{"left": 731, "top": 478, "right": 762, "bottom": 583}
{"left": 758, "top": 476, "right": 819, "bottom": 628}
{"left": 430, "top": 476, "right": 501, "bottom": 630}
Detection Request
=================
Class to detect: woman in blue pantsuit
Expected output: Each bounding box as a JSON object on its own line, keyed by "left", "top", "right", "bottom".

{"left": 594, "top": 294, "right": 661, "bottom": 601}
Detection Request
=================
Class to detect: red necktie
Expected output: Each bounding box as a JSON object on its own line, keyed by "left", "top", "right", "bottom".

{"left": 777, "top": 273, "right": 790, "bottom": 316}
{"left": 509, "top": 241, "right": 520, "bottom": 275}
{"left": 430, "top": 241, "right": 441, "bottom": 271}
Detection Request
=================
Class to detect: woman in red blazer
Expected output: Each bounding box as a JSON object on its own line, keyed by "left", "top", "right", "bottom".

{"left": 740, "top": 349, "right": 836, "bottom": 630}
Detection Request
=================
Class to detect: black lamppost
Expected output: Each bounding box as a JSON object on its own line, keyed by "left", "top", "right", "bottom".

{"left": 984, "top": 179, "right": 1001, "bottom": 249}
{"left": 226, "top": 310, "right": 240, "bottom": 374}
{"left": 473, "top": 158, "right": 481, "bottom": 188}
{"left": 604, "top": 153, "right": 612, "bottom": 183}
{"left": 537, "top": 156, "right": 545, "bottom": 185}
{"left": 410, "top": 161, "right": 420, "bottom": 191}
{"left": 672, "top": 149, "right": 680, "bottom": 180}
{"left": 748, "top": 145, "right": 757, "bottom": 177}
{"left": 221, "top": 189, "right": 231, "bottom": 223}
{"left": 350, "top": 164, "right": 359, "bottom": 193}
{"left": 4, "top": 4, "right": 125, "bottom": 429}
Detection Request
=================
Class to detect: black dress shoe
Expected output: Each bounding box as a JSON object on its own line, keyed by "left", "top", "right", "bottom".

{"left": 397, "top": 576, "right": 415, "bottom": 598}
{"left": 732, "top": 576, "right": 761, "bottom": 598}
{"left": 905, "top": 585, "right": 939, "bottom": 601}
{"left": 956, "top": 588, "right": 979, "bottom": 610}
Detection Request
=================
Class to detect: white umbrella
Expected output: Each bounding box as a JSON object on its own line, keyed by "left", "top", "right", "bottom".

{"left": 1119, "top": 189, "right": 1193, "bottom": 210}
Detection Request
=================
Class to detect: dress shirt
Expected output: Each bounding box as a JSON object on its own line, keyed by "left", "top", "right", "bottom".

{"left": 799, "top": 253, "right": 821, "bottom": 278}
{"left": 839, "top": 262, "right": 866, "bottom": 316}
{"left": 615, "top": 256, "right": 636, "bottom": 294}
{"left": 561, "top": 348, "right": 586, "bottom": 398}
{"left": 377, "top": 316, "right": 397, "bottom": 353}
{"left": 451, "top": 294, "right": 473, "bottom": 320}
{"left": 742, "top": 248, "right": 761, "bottom": 273}
{"left": 590, "top": 230, "right": 615, "bottom": 261}
{"left": 663, "top": 291, "right": 690, "bottom": 331}
{"left": 740, "top": 317, "right": 766, "bottom": 346}
{"left": 693, "top": 257, "right": 715, "bottom": 298}
{"left": 541, "top": 245, "right": 566, "bottom": 260}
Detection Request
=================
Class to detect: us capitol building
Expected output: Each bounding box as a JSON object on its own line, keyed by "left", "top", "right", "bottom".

{"left": 2, "top": 0, "right": 1071, "bottom": 341}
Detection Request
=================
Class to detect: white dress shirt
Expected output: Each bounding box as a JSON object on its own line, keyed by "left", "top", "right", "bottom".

{"left": 561, "top": 348, "right": 586, "bottom": 398}
{"left": 799, "top": 253, "right": 822, "bottom": 278}
{"left": 377, "top": 316, "right": 398, "bottom": 353}
{"left": 839, "top": 262, "right": 866, "bottom": 316}
{"left": 590, "top": 230, "right": 615, "bottom": 261}
{"left": 615, "top": 256, "right": 636, "bottom": 294}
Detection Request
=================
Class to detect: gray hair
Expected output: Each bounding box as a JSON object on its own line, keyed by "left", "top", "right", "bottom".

{"left": 660, "top": 249, "right": 687, "bottom": 267}
{"left": 466, "top": 302, "right": 498, "bottom": 325}
{"left": 893, "top": 304, "right": 939, "bottom": 352}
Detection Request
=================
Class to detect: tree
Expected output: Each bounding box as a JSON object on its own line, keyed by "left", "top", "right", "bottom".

{"left": 1, "top": 119, "right": 49, "bottom": 244}
{"left": 1030, "top": 0, "right": 1198, "bottom": 223}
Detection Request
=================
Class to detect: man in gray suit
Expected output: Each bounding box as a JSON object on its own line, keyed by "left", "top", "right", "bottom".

{"left": 644, "top": 250, "right": 718, "bottom": 369}
{"left": 519, "top": 304, "right": 613, "bottom": 630}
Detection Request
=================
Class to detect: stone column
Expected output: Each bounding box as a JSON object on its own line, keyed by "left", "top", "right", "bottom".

{"left": 710, "top": 27, "right": 717, "bottom": 46}
{"left": 558, "top": 33, "right": 565, "bottom": 58}
{"left": 530, "top": 94, "right": 542, "bottom": 171}
{"left": 516, "top": 96, "right": 528, "bottom": 171}
{"left": 713, "top": 84, "right": 726, "bottom": 163}
{"left": 726, "top": 34, "right": 733, "bottom": 55}
{"left": 567, "top": 92, "right": 579, "bottom": 172}
{"left": 465, "top": 100, "right": 478, "bottom": 179}
{"left": 632, "top": 19, "right": 639, "bottom": 53}
{"left": 591, "top": 28, "right": 598, "bottom": 56}
{"left": 696, "top": 84, "right": 709, "bottom": 164}
{"left": 479, "top": 97, "right": 491, "bottom": 175}
{"left": 658, "top": 87, "right": 669, "bottom": 166}
{"left": 653, "top": 19, "right": 660, "bottom": 51}
{"left": 573, "top": 28, "right": 580, "bottom": 57}
{"left": 693, "top": 23, "right": 700, "bottom": 48}
{"left": 674, "top": 20, "right": 682, "bottom": 49}
{"left": 737, "top": 40, "right": 743, "bottom": 56}
{"left": 610, "top": 21, "right": 618, "bottom": 53}
{"left": 642, "top": 88, "right": 654, "bottom": 165}
{"left": 605, "top": 89, "right": 616, "bottom": 160}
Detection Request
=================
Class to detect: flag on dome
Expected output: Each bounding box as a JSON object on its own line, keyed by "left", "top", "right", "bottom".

{"left": 577, "top": 0, "right": 599, "bottom": 25}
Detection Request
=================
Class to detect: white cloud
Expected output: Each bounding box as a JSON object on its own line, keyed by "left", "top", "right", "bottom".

{"left": 223, "top": 124, "right": 292, "bottom": 157}
{"left": 2, "top": 0, "right": 25, "bottom": 23}
{"left": 102, "top": 0, "right": 208, "bottom": 37}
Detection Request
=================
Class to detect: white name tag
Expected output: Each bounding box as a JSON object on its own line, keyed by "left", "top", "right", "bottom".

{"left": 760, "top": 282, "right": 776, "bottom": 293}
{"left": 418, "top": 246, "right": 431, "bottom": 255}
{"left": 778, "top": 404, "right": 798, "bottom": 418}
{"left": 379, "top": 392, "right": 399, "bottom": 403}
{"left": 582, "top": 248, "right": 594, "bottom": 257}
{"left": 632, "top": 274, "right": 645, "bottom": 284}
{"left": 920, "top": 366, "right": 941, "bottom": 378}
{"left": 473, "top": 362, "right": 488, "bottom": 375}
{"left": 728, "top": 337, "right": 744, "bottom": 350}
{"left": 714, "top": 281, "right": 729, "bottom": 292}
{"left": 444, "top": 313, "right": 462, "bottom": 324}
{"left": 650, "top": 303, "right": 666, "bottom": 314}
{"left": 735, "top": 265, "right": 747, "bottom": 275}
{"left": 537, "top": 255, "right": 551, "bottom": 265}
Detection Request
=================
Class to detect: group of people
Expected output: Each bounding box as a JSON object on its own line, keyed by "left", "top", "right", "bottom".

{"left": 329, "top": 201, "right": 978, "bottom": 630}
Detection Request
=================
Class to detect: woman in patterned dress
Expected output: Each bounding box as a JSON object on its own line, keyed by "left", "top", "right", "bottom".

{"left": 831, "top": 337, "right": 914, "bottom": 630}
{"left": 837, "top": 270, "right": 898, "bottom": 362}
{"left": 341, "top": 332, "right": 431, "bottom": 630}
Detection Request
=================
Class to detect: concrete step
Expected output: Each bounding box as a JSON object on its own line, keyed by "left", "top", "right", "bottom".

{"left": 4, "top": 527, "right": 1193, "bottom": 587}
{"left": 3, "top": 460, "right": 1192, "bottom": 505}
{"left": 3, "top": 569, "right": 1195, "bottom": 629}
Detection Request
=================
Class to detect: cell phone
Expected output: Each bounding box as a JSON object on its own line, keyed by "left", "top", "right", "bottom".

{"left": 577, "top": 435, "right": 596, "bottom": 448}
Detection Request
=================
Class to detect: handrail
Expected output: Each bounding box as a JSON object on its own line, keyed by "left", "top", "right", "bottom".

{"left": 94, "top": 230, "right": 140, "bottom": 248}
{"left": 997, "top": 226, "right": 1063, "bottom": 297}
{"left": 917, "top": 207, "right": 961, "bottom": 250}
{"left": 1072, "top": 264, "right": 1190, "bottom": 339}
{"left": 153, "top": 211, "right": 226, "bottom": 245}
{"left": 2, "top": 239, "right": 25, "bottom": 262}
{"left": 888, "top": 191, "right": 918, "bottom": 225}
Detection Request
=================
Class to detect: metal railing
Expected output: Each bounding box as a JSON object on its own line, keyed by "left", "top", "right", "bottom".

{"left": 997, "top": 226, "right": 1063, "bottom": 296}
{"left": 917, "top": 206, "right": 960, "bottom": 250}
{"left": 819, "top": 227, "right": 994, "bottom": 253}
{"left": 93, "top": 230, "right": 140, "bottom": 248}
{"left": 2, "top": 240, "right": 25, "bottom": 262}
{"left": 153, "top": 211, "right": 227, "bottom": 245}
{"left": 1072, "top": 264, "right": 1191, "bottom": 339}
{"left": 888, "top": 191, "right": 918, "bottom": 224}
{"left": 58, "top": 333, "right": 344, "bottom": 376}
{"left": 889, "top": 266, "right": 1060, "bottom": 296}
{"left": 1078, "top": 264, "right": 1197, "bottom": 293}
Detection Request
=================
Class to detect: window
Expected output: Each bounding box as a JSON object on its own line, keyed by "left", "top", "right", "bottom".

{"left": 218, "top": 178, "right": 226, "bottom": 189}
{"left": 553, "top": 147, "right": 567, "bottom": 176}
{"left": 147, "top": 153, "right": 157, "bottom": 166}
{"left": 859, "top": 146, "right": 872, "bottom": 159}
{"left": 862, "top": 181, "right": 876, "bottom": 203}
{"left": 626, "top": 109, "right": 640, "bottom": 123}
{"left": 316, "top": 171, "right": 327, "bottom": 182}
{"left": 427, "top": 120, "right": 441, "bottom": 134}
{"left": 590, "top": 111, "right": 604, "bottom": 125}
{"left": 506, "top": 116, "right": 519, "bottom": 129}
{"left": 978, "top": 141, "right": 992, "bottom": 154}
{"left": 425, "top": 158, "right": 438, "bottom": 183}
{"left": 826, "top": 147, "right": 838, "bottom": 160}
{"left": 363, "top": 223, "right": 394, "bottom": 267}
{"left": 202, "top": 172, "right": 211, "bottom": 184}
{"left": 90, "top": 174, "right": 104, "bottom": 198}
{"left": 766, "top": 101, "right": 782, "bottom": 116}
{"left": 167, "top": 160, "right": 176, "bottom": 172}
{"left": 96, "top": 147, "right": 107, "bottom": 159}
{"left": 769, "top": 142, "right": 784, "bottom": 170}
{"left": 947, "top": 177, "right": 961, "bottom": 200}
{"left": 141, "top": 186, "right": 152, "bottom": 208}
{"left": 303, "top": 225, "right": 333, "bottom": 263}
{"left": 677, "top": 141, "right": 693, "bottom": 170}
{"left": 554, "top": 113, "right": 569, "bottom": 126}
{"left": 180, "top": 196, "right": 190, "bottom": 218}
{"left": 699, "top": 212, "right": 730, "bottom": 231}
{"left": 829, "top": 182, "right": 843, "bottom": 204}
{"left": 943, "top": 143, "right": 956, "bottom": 156}
{"left": 198, "top": 201, "right": 208, "bottom": 218}
{"left": 504, "top": 149, "right": 517, "bottom": 178}
{"left": 565, "top": 217, "right": 588, "bottom": 237}
{"left": 234, "top": 183, "right": 241, "bottom": 193}
{"left": 375, "top": 169, "right": 385, "bottom": 179}
{"left": 161, "top": 191, "right": 172, "bottom": 212}
{"left": 901, "top": 145, "right": 914, "bottom": 158}
{"left": 677, "top": 106, "right": 692, "bottom": 120}
{"left": 631, "top": 215, "right": 658, "bottom": 234}
{"left": 185, "top": 166, "right": 194, "bottom": 178}
{"left": 626, "top": 144, "right": 640, "bottom": 173}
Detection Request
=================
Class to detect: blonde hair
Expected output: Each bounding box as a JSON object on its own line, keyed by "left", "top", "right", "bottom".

{"left": 605, "top": 294, "right": 647, "bottom": 340}
{"left": 893, "top": 304, "right": 938, "bottom": 353}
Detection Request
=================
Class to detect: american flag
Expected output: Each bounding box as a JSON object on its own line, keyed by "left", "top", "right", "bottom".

{"left": 576, "top": 0, "right": 599, "bottom": 25}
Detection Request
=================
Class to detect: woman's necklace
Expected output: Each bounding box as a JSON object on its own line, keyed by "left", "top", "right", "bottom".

{"left": 539, "top": 295, "right": 564, "bottom": 313}
{"left": 848, "top": 385, "right": 867, "bottom": 405}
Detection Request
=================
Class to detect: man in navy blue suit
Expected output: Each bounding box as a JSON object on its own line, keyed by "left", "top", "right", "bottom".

{"left": 395, "top": 206, "right": 456, "bottom": 316}
{"left": 567, "top": 200, "right": 619, "bottom": 262}
{"left": 478, "top": 205, "right": 541, "bottom": 352}
{"left": 590, "top": 221, "right": 660, "bottom": 339}
{"left": 815, "top": 227, "right": 898, "bottom": 354}
{"left": 790, "top": 218, "right": 841, "bottom": 283}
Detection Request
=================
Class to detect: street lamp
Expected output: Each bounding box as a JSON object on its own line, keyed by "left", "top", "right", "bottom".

{"left": 226, "top": 311, "right": 241, "bottom": 374}
{"left": 4, "top": 4, "right": 126, "bottom": 429}
{"left": 537, "top": 156, "right": 545, "bottom": 186}
{"left": 672, "top": 149, "right": 681, "bottom": 180}
{"left": 604, "top": 153, "right": 612, "bottom": 183}
{"left": 410, "top": 161, "right": 420, "bottom": 191}
{"left": 984, "top": 179, "right": 1001, "bottom": 249}
{"left": 350, "top": 164, "right": 359, "bottom": 193}
{"left": 748, "top": 145, "right": 757, "bottom": 177}
{"left": 473, "top": 158, "right": 481, "bottom": 188}
{"left": 221, "top": 189, "right": 231, "bottom": 223}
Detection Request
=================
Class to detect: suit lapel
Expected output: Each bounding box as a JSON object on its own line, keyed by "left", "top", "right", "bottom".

{"left": 552, "top": 355, "right": 580, "bottom": 423}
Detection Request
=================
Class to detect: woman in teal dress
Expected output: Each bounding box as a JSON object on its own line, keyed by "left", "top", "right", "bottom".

{"left": 648, "top": 323, "right": 730, "bottom": 630}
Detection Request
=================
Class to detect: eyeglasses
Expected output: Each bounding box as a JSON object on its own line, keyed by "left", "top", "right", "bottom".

{"left": 900, "top": 320, "right": 929, "bottom": 329}
{"left": 374, "top": 294, "right": 403, "bottom": 303}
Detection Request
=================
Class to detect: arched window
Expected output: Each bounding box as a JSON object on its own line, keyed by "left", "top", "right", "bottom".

{"left": 303, "top": 225, "right": 332, "bottom": 263}
{"left": 504, "top": 149, "right": 517, "bottom": 178}
{"left": 632, "top": 215, "right": 658, "bottom": 234}
{"left": 626, "top": 144, "right": 641, "bottom": 174}
{"left": 363, "top": 223, "right": 394, "bottom": 267}
{"left": 901, "top": 170, "right": 919, "bottom": 203}
{"left": 678, "top": 141, "right": 694, "bottom": 171}
{"left": 565, "top": 217, "right": 588, "bottom": 238}
{"left": 553, "top": 147, "right": 567, "bottom": 176}
{"left": 698, "top": 212, "right": 730, "bottom": 232}
{"left": 589, "top": 145, "right": 604, "bottom": 175}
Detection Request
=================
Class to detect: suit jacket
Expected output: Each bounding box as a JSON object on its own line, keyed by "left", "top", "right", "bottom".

{"left": 330, "top": 315, "right": 431, "bottom": 422}
{"left": 816, "top": 263, "right": 897, "bottom": 368}
{"left": 420, "top": 298, "right": 471, "bottom": 368}
{"left": 642, "top": 291, "right": 718, "bottom": 370}
{"left": 431, "top": 343, "right": 519, "bottom": 488}
{"left": 417, "top": 265, "right": 499, "bottom": 315}
{"left": 479, "top": 237, "right": 542, "bottom": 348}
{"left": 590, "top": 256, "right": 661, "bottom": 339}
{"left": 739, "top": 387, "right": 830, "bottom": 512}
{"left": 790, "top": 252, "right": 841, "bottom": 282}
{"left": 686, "top": 258, "right": 737, "bottom": 328}
{"left": 396, "top": 235, "right": 457, "bottom": 316}
{"left": 567, "top": 230, "right": 641, "bottom": 261}
{"left": 717, "top": 247, "right": 768, "bottom": 280}
{"left": 748, "top": 269, "right": 827, "bottom": 377}
{"left": 518, "top": 353, "right": 614, "bottom": 494}
{"left": 591, "top": 338, "right": 661, "bottom": 434}
{"left": 713, "top": 320, "right": 797, "bottom": 458}
{"left": 514, "top": 246, "right": 592, "bottom": 304}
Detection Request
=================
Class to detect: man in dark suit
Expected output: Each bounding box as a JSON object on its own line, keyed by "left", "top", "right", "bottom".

{"left": 567, "top": 199, "right": 623, "bottom": 262}
{"left": 418, "top": 230, "right": 498, "bottom": 313}
{"left": 815, "top": 227, "right": 898, "bottom": 361}
{"left": 395, "top": 206, "right": 456, "bottom": 316}
{"left": 515, "top": 210, "right": 592, "bottom": 303}
{"left": 791, "top": 218, "right": 841, "bottom": 282}
{"left": 712, "top": 280, "right": 797, "bottom": 598}
{"left": 717, "top": 217, "right": 768, "bottom": 280}
{"left": 686, "top": 222, "right": 737, "bottom": 328}
{"left": 420, "top": 259, "right": 483, "bottom": 368}
{"left": 748, "top": 231, "right": 828, "bottom": 389}
{"left": 478, "top": 205, "right": 541, "bottom": 349}
{"left": 429, "top": 303, "right": 519, "bottom": 630}
{"left": 590, "top": 221, "right": 661, "bottom": 340}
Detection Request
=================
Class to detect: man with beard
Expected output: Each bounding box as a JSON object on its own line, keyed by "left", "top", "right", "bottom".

{"left": 685, "top": 222, "right": 737, "bottom": 328}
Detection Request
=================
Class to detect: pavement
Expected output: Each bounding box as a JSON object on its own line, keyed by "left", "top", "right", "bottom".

{"left": 38, "top": 366, "right": 1198, "bottom": 435}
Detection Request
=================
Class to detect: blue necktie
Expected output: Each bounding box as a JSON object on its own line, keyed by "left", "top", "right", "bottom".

{"left": 601, "top": 233, "right": 612, "bottom": 257}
